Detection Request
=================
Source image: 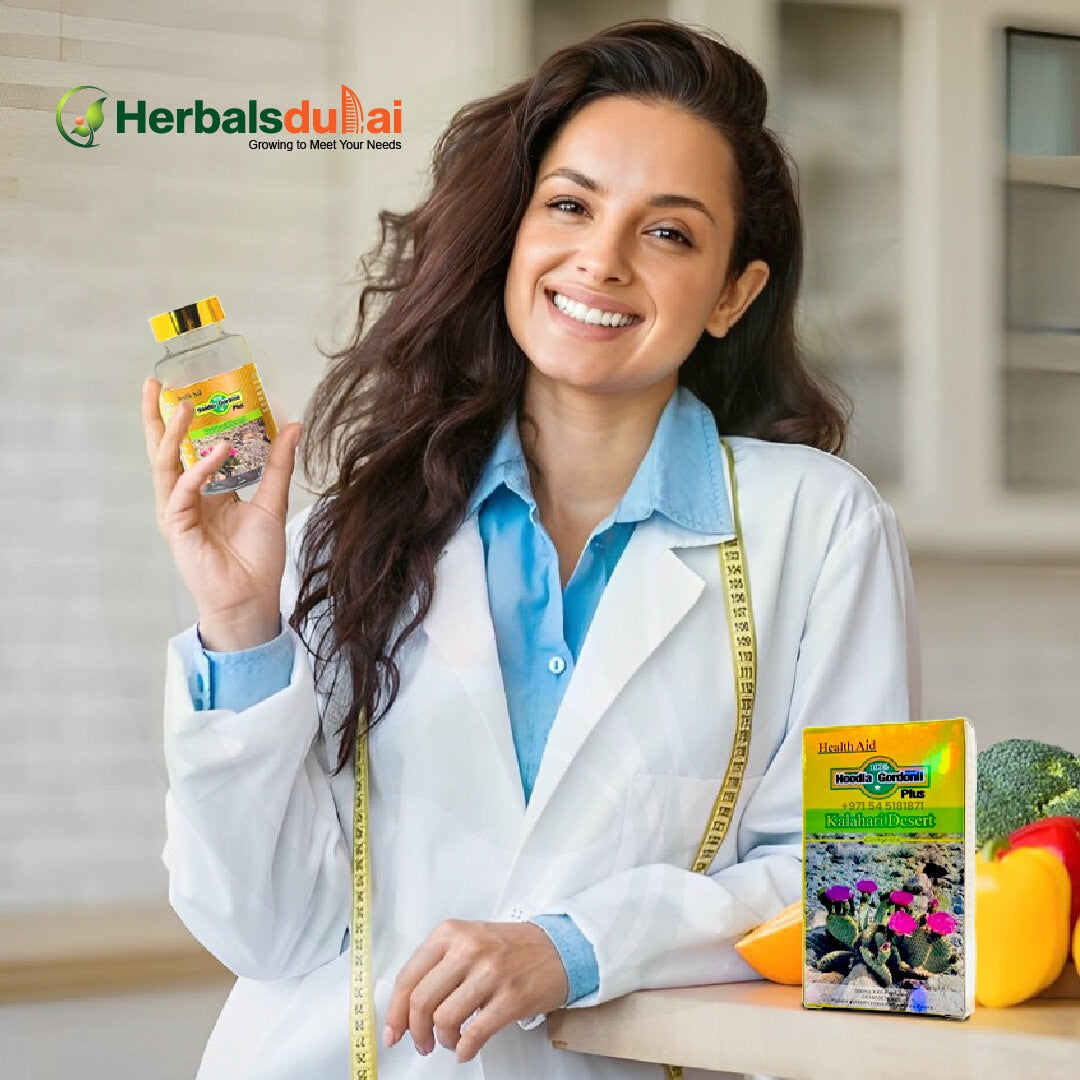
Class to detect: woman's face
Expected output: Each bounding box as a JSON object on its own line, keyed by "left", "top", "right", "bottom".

{"left": 504, "top": 95, "right": 768, "bottom": 407}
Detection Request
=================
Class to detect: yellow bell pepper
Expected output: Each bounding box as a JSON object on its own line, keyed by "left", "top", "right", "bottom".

{"left": 975, "top": 844, "right": 1071, "bottom": 1007}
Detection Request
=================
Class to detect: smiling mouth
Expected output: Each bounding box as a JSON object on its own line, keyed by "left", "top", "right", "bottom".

{"left": 548, "top": 291, "right": 640, "bottom": 328}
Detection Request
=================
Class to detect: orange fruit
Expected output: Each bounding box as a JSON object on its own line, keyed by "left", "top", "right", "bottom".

{"left": 734, "top": 900, "right": 803, "bottom": 985}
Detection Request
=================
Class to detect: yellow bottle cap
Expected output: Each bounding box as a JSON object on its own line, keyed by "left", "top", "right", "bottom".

{"left": 149, "top": 296, "right": 225, "bottom": 342}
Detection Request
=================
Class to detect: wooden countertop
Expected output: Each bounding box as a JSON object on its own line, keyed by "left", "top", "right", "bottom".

{"left": 548, "top": 974, "right": 1080, "bottom": 1080}
{"left": 0, "top": 904, "right": 230, "bottom": 1001}
{"left": 4, "top": 902, "right": 1079, "bottom": 1079}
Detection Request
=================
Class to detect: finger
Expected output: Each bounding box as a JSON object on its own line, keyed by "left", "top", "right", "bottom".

{"left": 454, "top": 997, "right": 516, "bottom": 1063}
{"left": 161, "top": 441, "right": 234, "bottom": 538}
{"left": 150, "top": 399, "right": 193, "bottom": 527}
{"left": 407, "top": 968, "right": 457, "bottom": 1056}
{"left": 249, "top": 421, "right": 303, "bottom": 522}
{"left": 384, "top": 938, "right": 448, "bottom": 1051}
{"left": 432, "top": 978, "right": 490, "bottom": 1052}
{"left": 141, "top": 377, "right": 166, "bottom": 464}
{"left": 406, "top": 959, "right": 479, "bottom": 1056}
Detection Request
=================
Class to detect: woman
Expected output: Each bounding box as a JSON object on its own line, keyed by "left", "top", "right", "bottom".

{"left": 143, "top": 20, "right": 919, "bottom": 1080}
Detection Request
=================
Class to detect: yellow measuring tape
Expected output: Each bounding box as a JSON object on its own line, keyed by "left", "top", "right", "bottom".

{"left": 350, "top": 440, "right": 756, "bottom": 1080}
{"left": 350, "top": 725, "right": 377, "bottom": 1079}
{"left": 664, "top": 440, "right": 757, "bottom": 1079}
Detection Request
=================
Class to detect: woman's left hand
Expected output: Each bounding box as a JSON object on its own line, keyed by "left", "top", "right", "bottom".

{"left": 384, "top": 919, "right": 569, "bottom": 1061}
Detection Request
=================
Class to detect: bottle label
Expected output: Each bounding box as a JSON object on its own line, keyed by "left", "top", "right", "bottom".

{"left": 159, "top": 362, "right": 279, "bottom": 482}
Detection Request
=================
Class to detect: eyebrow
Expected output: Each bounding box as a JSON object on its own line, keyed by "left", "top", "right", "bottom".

{"left": 538, "top": 167, "right": 717, "bottom": 225}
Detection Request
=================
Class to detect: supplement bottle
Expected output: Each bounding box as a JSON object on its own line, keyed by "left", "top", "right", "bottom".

{"left": 151, "top": 297, "right": 278, "bottom": 495}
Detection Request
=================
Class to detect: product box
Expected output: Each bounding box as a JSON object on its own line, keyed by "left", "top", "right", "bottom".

{"left": 802, "top": 718, "right": 975, "bottom": 1018}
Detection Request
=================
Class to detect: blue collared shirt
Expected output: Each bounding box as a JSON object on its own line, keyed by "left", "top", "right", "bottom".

{"left": 191, "top": 386, "right": 731, "bottom": 1004}
{"left": 467, "top": 387, "right": 732, "bottom": 804}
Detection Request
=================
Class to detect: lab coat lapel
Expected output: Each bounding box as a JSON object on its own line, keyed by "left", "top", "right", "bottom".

{"left": 421, "top": 520, "right": 524, "bottom": 814}
{"left": 520, "top": 518, "right": 716, "bottom": 835}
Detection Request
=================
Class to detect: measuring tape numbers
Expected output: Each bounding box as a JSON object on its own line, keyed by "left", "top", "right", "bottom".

{"left": 351, "top": 728, "right": 377, "bottom": 1080}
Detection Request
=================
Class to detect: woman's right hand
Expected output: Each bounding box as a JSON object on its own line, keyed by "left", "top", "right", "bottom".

{"left": 142, "top": 376, "right": 304, "bottom": 652}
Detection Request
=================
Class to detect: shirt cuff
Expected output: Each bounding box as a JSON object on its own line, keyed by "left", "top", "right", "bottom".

{"left": 528, "top": 913, "right": 600, "bottom": 1006}
{"left": 189, "top": 620, "right": 294, "bottom": 712}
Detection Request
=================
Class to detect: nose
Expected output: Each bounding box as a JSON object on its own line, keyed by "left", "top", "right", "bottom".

{"left": 575, "top": 218, "right": 631, "bottom": 284}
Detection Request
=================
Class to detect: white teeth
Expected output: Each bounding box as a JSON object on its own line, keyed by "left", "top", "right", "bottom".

{"left": 551, "top": 292, "right": 635, "bottom": 328}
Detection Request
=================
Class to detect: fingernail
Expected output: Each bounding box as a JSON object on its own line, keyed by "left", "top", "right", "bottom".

{"left": 383, "top": 1025, "right": 395, "bottom": 1048}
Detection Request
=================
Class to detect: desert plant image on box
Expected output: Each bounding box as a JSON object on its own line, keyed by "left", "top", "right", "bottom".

{"left": 804, "top": 840, "right": 967, "bottom": 1014}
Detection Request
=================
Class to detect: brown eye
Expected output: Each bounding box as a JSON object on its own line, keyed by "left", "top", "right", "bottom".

{"left": 547, "top": 198, "right": 586, "bottom": 215}
{"left": 648, "top": 226, "right": 692, "bottom": 247}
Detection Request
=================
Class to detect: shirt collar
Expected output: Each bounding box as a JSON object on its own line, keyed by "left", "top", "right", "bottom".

{"left": 466, "top": 387, "right": 733, "bottom": 537}
{"left": 466, "top": 412, "right": 535, "bottom": 518}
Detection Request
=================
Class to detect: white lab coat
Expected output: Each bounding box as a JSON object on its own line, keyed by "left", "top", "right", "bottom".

{"left": 162, "top": 435, "right": 919, "bottom": 1080}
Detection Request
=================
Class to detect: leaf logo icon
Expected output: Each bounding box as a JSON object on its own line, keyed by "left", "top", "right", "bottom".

{"left": 56, "top": 86, "right": 108, "bottom": 148}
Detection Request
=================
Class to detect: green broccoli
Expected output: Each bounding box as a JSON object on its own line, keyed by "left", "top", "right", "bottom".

{"left": 976, "top": 738, "right": 1080, "bottom": 846}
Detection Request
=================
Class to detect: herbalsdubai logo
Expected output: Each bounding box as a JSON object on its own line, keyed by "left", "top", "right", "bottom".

{"left": 56, "top": 85, "right": 108, "bottom": 148}
{"left": 54, "top": 84, "right": 402, "bottom": 151}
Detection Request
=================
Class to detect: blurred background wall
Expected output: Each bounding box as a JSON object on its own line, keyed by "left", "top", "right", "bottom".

{"left": 1, "top": 0, "right": 1078, "bottom": 1076}
{"left": 0, "top": 0, "right": 528, "bottom": 916}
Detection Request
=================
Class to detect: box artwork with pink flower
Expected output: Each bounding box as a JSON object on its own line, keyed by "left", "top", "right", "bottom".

{"left": 802, "top": 718, "right": 976, "bottom": 1019}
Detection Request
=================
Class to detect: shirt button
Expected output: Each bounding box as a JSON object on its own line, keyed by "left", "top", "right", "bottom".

{"left": 548, "top": 655, "right": 567, "bottom": 675}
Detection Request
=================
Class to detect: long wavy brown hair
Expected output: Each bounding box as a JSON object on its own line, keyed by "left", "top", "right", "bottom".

{"left": 294, "top": 19, "right": 847, "bottom": 772}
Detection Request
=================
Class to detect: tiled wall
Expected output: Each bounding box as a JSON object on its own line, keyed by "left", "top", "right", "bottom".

{"left": 1, "top": 0, "right": 531, "bottom": 913}
{"left": 3, "top": 1, "right": 1078, "bottom": 915}
{"left": 0, "top": 0, "right": 337, "bottom": 911}
{"left": 914, "top": 557, "right": 1080, "bottom": 755}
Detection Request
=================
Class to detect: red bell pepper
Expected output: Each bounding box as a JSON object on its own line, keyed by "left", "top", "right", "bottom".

{"left": 1005, "top": 816, "right": 1080, "bottom": 931}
